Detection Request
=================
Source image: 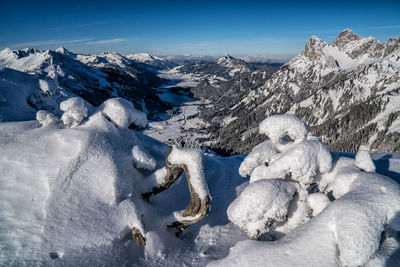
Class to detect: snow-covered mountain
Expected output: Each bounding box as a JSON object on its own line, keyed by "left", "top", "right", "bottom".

{"left": 174, "top": 53, "right": 255, "bottom": 83}
{"left": 195, "top": 29, "right": 400, "bottom": 155}
{"left": 0, "top": 47, "right": 168, "bottom": 120}
{"left": 126, "top": 53, "right": 178, "bottom": 70}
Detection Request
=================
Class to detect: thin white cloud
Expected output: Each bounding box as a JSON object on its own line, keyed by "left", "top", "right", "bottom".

{"left": 8, "top": 38, "right": 92, "bottom": 48}
{"left": 85, "top": 38, "right": 125, "bottom": 45}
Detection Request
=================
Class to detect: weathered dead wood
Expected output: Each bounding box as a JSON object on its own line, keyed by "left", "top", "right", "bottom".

{"left": 142, "top": 146, "right": 211, "bottom": 231}
{"left": 131, "top": 227, "right": 146, "bottom": 246}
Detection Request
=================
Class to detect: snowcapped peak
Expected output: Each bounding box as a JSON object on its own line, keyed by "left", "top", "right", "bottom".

{"left": 302, "top": 35, "right": 328, "bottom": 59}
{"left": 55, "top": 46, "right": 75, "bottom": 57}
{"left": 126, "top": 53, "right": 164, "bottom": 63}
{"left": 0, "top": 47, "right": 15, "bottom": 58}
{"left": 217, "top": 53, "right": 234, "bottom": 63}
{"left": 333, "top": 28, "right": 362, "bottom": 48}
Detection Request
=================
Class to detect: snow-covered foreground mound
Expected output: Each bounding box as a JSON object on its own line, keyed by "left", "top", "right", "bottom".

{"left": 1, "top": 101, "right": 400, "bottom": 266}
{"left": 0, "top": 97, "right": 247, "bottom": 266}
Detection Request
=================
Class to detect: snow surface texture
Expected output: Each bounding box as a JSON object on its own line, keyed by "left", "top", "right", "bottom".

{"left": 167, "top": 145, "right": 209, "bottom": 199}
{"left": 216, "top": 115, "right": 400, "bottom": 266}
{"left": 132, "top": 145, "right": 157, "bottom": 171}
{"left": 100, "top": 97, "right": 148, "bottom": 128}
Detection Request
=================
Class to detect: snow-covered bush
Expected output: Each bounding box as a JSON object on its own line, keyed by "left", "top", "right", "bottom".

{"left": 60, "top": 97, "right": 91, "bottom": 127}
{"left": 132, "top": 145, "right": 157, "bottom": 171}
{"left": 233, "top": 115, "right": 332, "bottom": 238}
{"left": 227, "top": 179, "right": 296, "bottom": 238}
{"left": 238, "top": 140, "right": 278, "bottom": 177}
{"left": 250, "top": 137, "right": 332, "bottom": 186}
{"left": 355, "top": 146, "right": 376, "bottom": 172}
{"left": 217, "top": 114, "right": 400, "bottom": 266}
{"left": 36, "top": 110, "right": 58, "bottom": 126}
{"left": 259, "top": 114, "right": 308, "bottom": 145}
{"left": 100, "top": 98, "right": 147, "bottom": 128}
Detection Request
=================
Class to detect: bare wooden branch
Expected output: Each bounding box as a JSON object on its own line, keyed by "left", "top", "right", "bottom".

{"left": 142, "top": 146, "right": 211, "bottom": 230}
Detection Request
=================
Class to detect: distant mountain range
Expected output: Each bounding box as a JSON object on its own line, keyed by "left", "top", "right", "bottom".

{"left": 0, "top": 47, "right": 174, "bottom": 120}
{"left": 191, "top": 29, "right": 400, "bottom": 154}
{"left": 1, "top": 29, "right": 399, "bottom": 155}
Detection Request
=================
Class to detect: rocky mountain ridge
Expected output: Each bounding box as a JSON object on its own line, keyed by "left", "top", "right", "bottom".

{"left": 194, "top": 29, "right": 400, "bottom": 155}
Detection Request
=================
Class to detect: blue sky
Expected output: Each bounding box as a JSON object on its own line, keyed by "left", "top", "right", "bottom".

{"left": 0, "top": 0, "right": 399, "bottom": 58}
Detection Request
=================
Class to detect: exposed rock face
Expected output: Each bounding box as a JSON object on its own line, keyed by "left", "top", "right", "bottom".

{"left": 192, "top": 29, "right": 400, "bottom": 155}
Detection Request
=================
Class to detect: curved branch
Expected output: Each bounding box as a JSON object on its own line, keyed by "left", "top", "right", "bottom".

{"left": 142, "top": 146, "right": 211, "bottom": 230}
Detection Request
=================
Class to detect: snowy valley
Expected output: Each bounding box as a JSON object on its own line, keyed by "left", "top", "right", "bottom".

{"left": 1, "top": 28, "right": 400, "bottom": 267}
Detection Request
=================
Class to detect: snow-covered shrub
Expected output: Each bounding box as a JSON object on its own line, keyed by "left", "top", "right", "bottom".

{"left": 218, "top": 115, "right": 400, "bottom": 266}
{"left": 100, "top": 98, "right": 147, "bottom": 128}
{"left": 60, "top": 97, "right": 91, "bottom": 127}
{"left": 36, "top": 110, "right": 58, "bottom": 126}
{"left": 250, "top": 137, "right": 332, "bottom": 186}
{"left": 231, "top": 114, "right": 332, "bottom": 239}
{"left": 227, "top": 179, "right": 296, "bottom": 238}
{"left": 238, "top": 140, "right": 279, "bottom": 177}
{"left": 355, "top": 146, "right": 376, "bottom": 172}
{"left": 132, "top": 145, "right": 157, "bottom": 171}
{"left": 259, "top": 114, "right": 308, "bottom": 145}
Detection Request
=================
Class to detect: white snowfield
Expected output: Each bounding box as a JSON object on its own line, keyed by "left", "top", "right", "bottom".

{"left": 1, "top": 102, "right": 400, "bottom": 265}
{"left": 0, "top": 96, "right": 248, "bottom": 266}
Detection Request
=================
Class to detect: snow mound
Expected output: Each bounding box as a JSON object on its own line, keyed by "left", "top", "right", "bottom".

{"left": 355, "top": 147, "right": 376, "bottom": 172}
{"left": 60, "top": 97, "right": 91, "bottom": 127}
{"left": 100, "top": 98, "right": 147, "bottom": 128}
{"left": 144, "top": 167, "right": 168, "bottom": 187}
{"left": 238, "top": 140, "right": 279, "bottom": 177}
{"left": 36, "top": 110, "right": 58, "bottom": 126}
{"left": 227, "top": 179, "right": 296, "bottom": 238}
{"left": 132, "top": 145, "right": 157, "bottom": 171}
{"left": 306, "top": 192, "right": 331, "bottom": 216}
{"left": 259, "top": 114, "right": 308, "bottom": 144}
{"left": 167, "top": 146, "right": 209, "bottom": 199}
